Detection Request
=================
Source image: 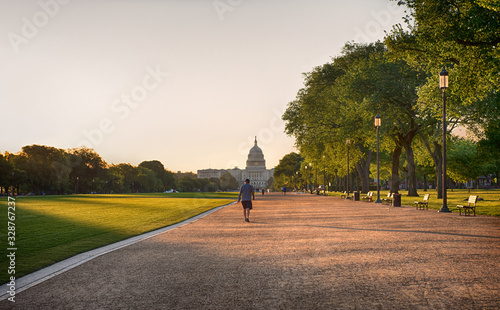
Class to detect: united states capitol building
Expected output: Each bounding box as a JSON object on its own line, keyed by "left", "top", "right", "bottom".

{"left": 197, "top": 138, "right": 274, "bottom": 189}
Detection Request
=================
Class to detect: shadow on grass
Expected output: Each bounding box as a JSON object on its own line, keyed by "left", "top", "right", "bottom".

{"left": 0, "top": 206, "right": 130, "bottom": 284}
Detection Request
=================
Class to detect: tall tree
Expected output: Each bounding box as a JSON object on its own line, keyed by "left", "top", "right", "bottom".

{"left": 139, "top": 160, "right": 176, "bottom": 191}
{"left": 385, "top": 0, "right": 500, "bottom": 196}
{"left": 220, "top": 172, "right": 238, "bottom": 190}
{"left": 69, "top": 147, "right": 108, "bottom": 194}
{"left": 14, "top": 145, "right": 68, "bottom": 194}
{"left": 283, "top": 42, "right": 426, "bottom": 195}
{"left": 0, "top": 153, "right": 14, "bottom": 194}
{"left": 273, "top": 152, "right": 304, "bottom": 190}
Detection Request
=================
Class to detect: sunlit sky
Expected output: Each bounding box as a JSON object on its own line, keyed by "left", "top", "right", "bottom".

{"left": 1, "top": 0, "right": 406, "bottom": 172}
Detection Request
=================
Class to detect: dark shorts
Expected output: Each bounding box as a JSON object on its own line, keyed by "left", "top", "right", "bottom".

{"left": 241, "top": 201, "right": 253, "bottom": 210}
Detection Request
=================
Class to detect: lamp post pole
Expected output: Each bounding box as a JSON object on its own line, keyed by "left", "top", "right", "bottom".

{"left": 439, "top": 67, "right": 451, "bottom": 213}
{"left": 305, "top": 165, "right": 308, "bottom": 193}
{"left": 375, "top": 115, "right": 382, "bottom": 203}
{"left": 323, "top": 155, "right": 326, "bottom": 195}
{"left": 346, "top": 139, "right": 350, "bottom": 199}
{"left": 309, "top": 163, "right": 313, "bottom": 194}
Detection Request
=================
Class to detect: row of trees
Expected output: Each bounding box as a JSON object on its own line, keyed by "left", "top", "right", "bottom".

{"left": 276, "top": 0, "right": 500, "bottom": 196}
{"left": 0, "top": 145, "right": 239, "bottom": 195}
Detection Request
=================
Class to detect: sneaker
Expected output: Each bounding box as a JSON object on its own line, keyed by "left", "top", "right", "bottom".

{"left": 245, "top": 218, "right": 249, "bottom": 222}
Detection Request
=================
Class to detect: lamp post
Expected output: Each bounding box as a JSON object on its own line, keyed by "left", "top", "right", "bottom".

{"left": 323, "top": 155, "right": 326, "bottom": 195}
{"left": 346, "top": 139, "right": 350, "bottom": 199}
{"left": 374, "top": 114, "right": 382, "bottom": 203}
{"left": 309, "top": 162, "right": 313, "bottom": 193}
{"left": 305, "top": 165, "right": 308, "bottom": 192}
{"left": 439, "top": 67, "right": 451, "bottom": 212}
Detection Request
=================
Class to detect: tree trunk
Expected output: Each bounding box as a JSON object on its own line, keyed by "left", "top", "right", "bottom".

{"left": 355, "top": 149, "right": 372, "bottom": 194}
{"left": 433, "top": 141, "right": 443, "bottom": 199}
{"left": 419, "top": 132, "right": 443, "bottom": 199}
{"left": 403, "top": 139, "right": 418, "bottom": 196}
{"left": 391, "top": 144, "right": 402, "bottom": 194}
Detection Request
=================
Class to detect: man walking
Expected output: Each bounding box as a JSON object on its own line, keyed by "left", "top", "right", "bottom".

{"left": 237, "top": 179, "right": 255, "bottom": 222}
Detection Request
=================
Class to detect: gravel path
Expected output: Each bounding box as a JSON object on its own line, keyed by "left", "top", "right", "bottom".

{"left": 2, "top": 193, "right": 500, "bottom": 309}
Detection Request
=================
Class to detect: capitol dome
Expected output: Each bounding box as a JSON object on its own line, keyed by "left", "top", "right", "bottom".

{"left": 246, "top": 137, "right": 266, "bottom": 170}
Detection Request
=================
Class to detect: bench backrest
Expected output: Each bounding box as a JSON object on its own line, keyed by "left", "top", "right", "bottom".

{"left": 423, "top": 194, "right": 430, "bottom": 202}
{"left": 468, "top": 195, "right": 478, "bottom": 206}
{"left": 368, "top": 192, "right": 373, "bottom": 197}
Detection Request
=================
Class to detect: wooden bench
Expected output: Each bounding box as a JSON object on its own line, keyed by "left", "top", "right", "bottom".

{"left": 382, "top": 193, "right": 393, "bottom": 204}
{"left": 457, "top": 195, "right": 479, "bottom": 216}
{"left": 340, "top": 191, "right": 348, "bottom": 199}
{"left": 361, "top": 192, "right": 373, "bottom": 202}
{"left": 414, "top": 194, "right": 430, "bottom": 210}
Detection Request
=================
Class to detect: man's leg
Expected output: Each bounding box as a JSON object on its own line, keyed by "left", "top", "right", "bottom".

{"left": 246, "top": 208, "right": 250, "bottom": 221}
{"left": 243, "top": 208, "right": 247, "bottom": 220}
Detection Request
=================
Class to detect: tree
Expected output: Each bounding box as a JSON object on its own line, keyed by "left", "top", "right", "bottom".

{"left": 69, "top": 147, "right": 108, "bottom": 194}
{"left": 0, "top": 153, "right": 14, "bottom": 194}
{"left": 177, "top": 176, "right": 200, "bottom": 192}
{"left": 478, "top": 120, "right": 500, "bottom": 185}
{"left": 14, "top": 145, "right": 69, "bottom": 194}
{"left": 448, "top": 138, "right": 487, "bottom": 191}
{"left": 273, "top": 152, "right": 304, "bottom": 190}
{"left": 220, "top": 172, "right": 238, "bottom": 191}
{"left": 139, "top": 160, "right": 176, "bottom": 191}
{"left": 385, "top": 0, "right": 500, "bottom": 196}
{"left": 283, "top": 42, "right": 426, "bottom": 195}
{"left": 386, "top": 0, "right": 500, "bottom": 105}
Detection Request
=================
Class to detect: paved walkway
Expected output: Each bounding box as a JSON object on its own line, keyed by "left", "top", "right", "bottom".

{"left": 2, "top": 193, "right": 500, "bottom": 309}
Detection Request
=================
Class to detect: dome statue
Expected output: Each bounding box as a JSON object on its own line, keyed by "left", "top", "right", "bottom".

{"left": 246, "top": 137, "right": 266, "bottom": 170}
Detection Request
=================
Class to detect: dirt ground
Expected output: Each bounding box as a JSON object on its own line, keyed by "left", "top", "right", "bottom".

{"left": 2, "top": 193, "right": 500, "bottom": 309}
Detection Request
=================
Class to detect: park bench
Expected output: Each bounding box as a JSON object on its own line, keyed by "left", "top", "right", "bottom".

{"left": 414, "top": 194, "right": 430, "bottom": 210}
{"left": 382, "top": 193, "right": 393, "bottom": 204}
{"left": 457, "top": 195, "right": 479, "bottom": 216}
{"left": 340, "top": 191, "right": 348, "bottom": 198}
{"left": 361, "top": 192, "right": 373, "bottom": 202}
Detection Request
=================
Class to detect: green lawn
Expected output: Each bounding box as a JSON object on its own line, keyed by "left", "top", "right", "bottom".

{"left": 328, "top": 189, "right": 500, "bottom": 216}
{"left": 0, "top": 193, "right": 237, "bottom": 284}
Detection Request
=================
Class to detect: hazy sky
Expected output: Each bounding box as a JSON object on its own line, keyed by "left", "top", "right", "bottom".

{"left": 1, "top": 0, "right": 406, "bottom": 172}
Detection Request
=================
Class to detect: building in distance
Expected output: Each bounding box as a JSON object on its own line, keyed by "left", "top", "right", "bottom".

{"left": 197, "top": 137, "right": 274, "bottom": 189}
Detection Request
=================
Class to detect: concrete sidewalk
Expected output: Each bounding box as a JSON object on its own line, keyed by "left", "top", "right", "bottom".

{"left": 2, "top": 193, "right": 499, "bottom": 309}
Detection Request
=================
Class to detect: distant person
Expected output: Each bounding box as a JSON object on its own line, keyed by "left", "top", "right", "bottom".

{"left": 238, "top": 179, "right": 255, "bottom": 222}
{"left": 261, "top": 188, "right": 265, "bottom": 195}
{"left": 283, "top": 186, "right": 286, "bottom": 195}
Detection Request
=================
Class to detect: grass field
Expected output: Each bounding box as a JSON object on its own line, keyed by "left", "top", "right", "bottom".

{"left": 0, "top": 193, "right": 237, "bottom": 284}
{"left": 329, "top": 189, "right": 500, "bottom": 216}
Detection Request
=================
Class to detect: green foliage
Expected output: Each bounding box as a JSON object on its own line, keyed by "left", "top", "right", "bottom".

{"left": 139, "top": 160, "right": 176, "bottom": 190}
{"left": 386, "top": 0, "right": 500, "bottom": 112}
{"left": 273, "top": 152, "right": 304, "bottom": 190}
{"left": 0, "top": 154, "right": 13, "bottom": 192}
{"left": 447, "top": 138, "right": 486, "bottom": 183}
{"left": 0, "top": 145, "right": 181, "bottom": 195}
{"left": 220, "top": 172, "right": 238, "bottom": 190}
{"left": 283, "top": 41, "right": 427, "bottom": 194}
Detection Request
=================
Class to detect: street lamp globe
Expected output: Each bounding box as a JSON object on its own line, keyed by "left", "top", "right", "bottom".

{"left": 374, "top": 114, "right": 381, "bottom": 127}
{"left": 440, "top": 67, "right": 449, "bottom": 89}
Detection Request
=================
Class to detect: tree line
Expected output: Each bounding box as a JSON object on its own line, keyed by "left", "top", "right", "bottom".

{"left": 0, "top": 144, "right": 239, "bottom": 195}
{"left": 275, "top": 0, "right": 500, "bottom": 195}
